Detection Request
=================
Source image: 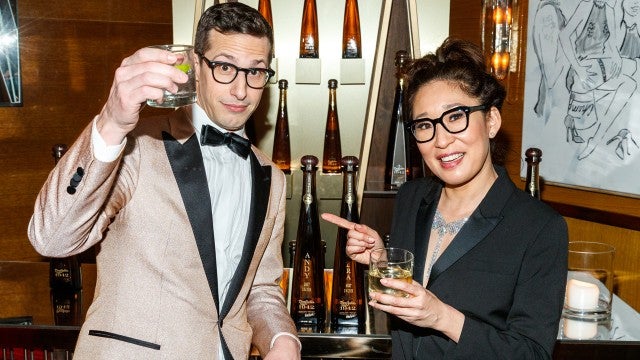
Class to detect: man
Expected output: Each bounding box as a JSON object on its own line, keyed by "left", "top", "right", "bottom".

{"left": 28, "top": 3, "right": 300, "bottom": 359}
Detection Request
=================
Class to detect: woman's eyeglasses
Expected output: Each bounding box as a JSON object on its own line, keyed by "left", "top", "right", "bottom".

{"left": 405, "top": 105, "right": 487, "bottom": 143}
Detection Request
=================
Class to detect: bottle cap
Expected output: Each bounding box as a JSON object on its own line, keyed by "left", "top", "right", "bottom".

{"left": 301, "top": 155, "right": 319, "bottom": 170}
{"left": 525, "top": 147, "right": 542, "bottom": 163}
{"left": 341, "top": 156, "right": 359, "bottom": 171}
{"left": 395, "top": 50, "right": 410, "bottom": 67}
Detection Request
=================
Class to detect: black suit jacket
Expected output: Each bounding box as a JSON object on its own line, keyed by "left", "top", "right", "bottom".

{"left": 389, "top": 166, "right": 568, "bottom": 359}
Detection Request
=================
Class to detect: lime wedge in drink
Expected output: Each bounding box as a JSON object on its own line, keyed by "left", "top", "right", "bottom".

{"left": 175, "top": 64, "right": 191, "bottom": 73}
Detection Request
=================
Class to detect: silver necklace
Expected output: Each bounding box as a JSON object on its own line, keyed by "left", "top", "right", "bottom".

{"left": 424, "top": 209, "right": 468, "bottom": 284}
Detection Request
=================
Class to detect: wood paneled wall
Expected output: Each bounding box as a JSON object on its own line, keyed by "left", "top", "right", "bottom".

{"left": 449, "top": 0, "right": 640, "bottom": 311}
{"left": 0, "top": 0, "right": 173, "bottom": 261}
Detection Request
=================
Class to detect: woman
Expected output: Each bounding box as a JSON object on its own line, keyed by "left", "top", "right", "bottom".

{"left": 322, "top": 38, "right": 568, "bottom": 359}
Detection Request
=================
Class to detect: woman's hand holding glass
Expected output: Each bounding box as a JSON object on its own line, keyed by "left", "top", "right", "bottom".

{"left": 368, "top": 278, "right": 465, "bottom": 342}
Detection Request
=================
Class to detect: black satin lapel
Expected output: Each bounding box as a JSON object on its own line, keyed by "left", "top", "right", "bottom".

{"left": 220, "top": 152, "right": 271, "bottom": 317}
{"left": 219, "top": 335, "right": 233, "bottom": 359}
{"left": 163, "top": 131, "right": 220, "bottom": 312}
{"left": 428, "top": 212, "right": 502, "bottom": 285}
{"left": 414, "top": 198, "right": 438, "bottom": 286}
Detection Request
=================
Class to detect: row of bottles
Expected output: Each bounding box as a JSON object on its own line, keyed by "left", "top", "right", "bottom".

{"left": 271, "top": 78, "right": 342, "bottom": 175}
{"left": 273, "top": 49, "right": 420, "bottom": 188}
{"left": 259, "top": 0, "right": 362, "bottom": 59}
{"left": 49, "top": 144, "right": 83, "bottom": 326}
{"left": 290, "top": 155, "right": 365, "bottom": 333}
{"left": 263, "top": 1, "right": 420, "bottom": 187}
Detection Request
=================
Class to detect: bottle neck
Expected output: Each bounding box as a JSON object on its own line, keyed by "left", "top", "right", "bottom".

{"left": 525, "top": 162, "right": 540, "bottom": 198}
{"left": 341, "top": 170, "right": 359, "bottom": 221}
{"left": 343, "top": 171, "right": 356, "bottom": 206}
{"left": 393, "top": 76, "right": 406, "bottom": 124}
{"left": 328, "top": 89, "right": 337, "bottom": 112}
{"left": 302, "top": 169, "right": 317, "bottom": 206}
{"left": 279, "top": 89, "right": 287, "bottom": 112}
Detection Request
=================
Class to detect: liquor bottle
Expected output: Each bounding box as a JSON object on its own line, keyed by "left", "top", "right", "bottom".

{"left": 322, "top": 79, "right": 342, "bottom": 174}
{"left": 49, "top": 144, "right": 83, "bottom": 326}
{"left": 330, "top": 156, "right": 365, "bottom": 334}
{"left": 272, "top": 79, "right": 291, "bottom": 173}
{"left": 384, "top": 50, "right": 412, "bottom": 190}
{"left": 524, "top": 147, "right": 542, "bottom": 199}
{"left": 342, "top": 0, "right": 362, "bottom": 59}
{"left": 258, "top": 0, "right": 275, "bottom": 57}
{"left": 299, "top": 0, "right": 319, "bottom": 58}
{"left": 290, "top": 155, "right": 325, "bottom": 332}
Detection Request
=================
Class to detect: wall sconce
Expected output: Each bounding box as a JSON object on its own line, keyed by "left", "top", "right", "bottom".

{"left": 482, "top": 0, "right": 523, "bottom": 103}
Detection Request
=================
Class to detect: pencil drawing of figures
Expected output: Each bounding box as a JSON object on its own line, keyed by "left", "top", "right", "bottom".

{"left": 523, "top": 0, "right": 640, "bottom": 197}
{"left": 559, "top": 0, "right": 636, "bottom": 160}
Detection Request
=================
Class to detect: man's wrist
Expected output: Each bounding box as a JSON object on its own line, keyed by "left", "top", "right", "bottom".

{"left": 91, "top": 116, "right": 126, "bottom": 162}
{"left": 270, "top": 332, "right": 301, "bottom": 352}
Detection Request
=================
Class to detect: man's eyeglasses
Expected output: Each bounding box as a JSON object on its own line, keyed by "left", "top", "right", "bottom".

{"left": 196, "top": 52, "right": 275, "bottom": 89}
{"left": 405, "top": 105, "right": 487, "bottom": 143}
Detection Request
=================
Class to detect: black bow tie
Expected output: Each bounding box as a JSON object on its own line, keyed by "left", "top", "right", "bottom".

{"left": 200, "top": 125, "right": 251, "bottom": 159}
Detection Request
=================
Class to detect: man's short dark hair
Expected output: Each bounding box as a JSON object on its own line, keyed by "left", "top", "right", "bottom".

{"left": 194, "top": 2, "right": 273, "bottom": 59}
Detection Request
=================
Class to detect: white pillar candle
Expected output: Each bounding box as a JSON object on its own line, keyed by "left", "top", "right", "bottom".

{"left": 563, "top": 318, "right": 597, "bottom": 339}
{"left": 566, "top": 279, "right": 600, "bottom": 310}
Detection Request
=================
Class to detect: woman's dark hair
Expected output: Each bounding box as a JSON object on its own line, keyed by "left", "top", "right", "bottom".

{"left": 194, "top": 2, "right": 274, "bottom": 59}
{"left": 405, "top": 37, "right": 507, "bottom": 164}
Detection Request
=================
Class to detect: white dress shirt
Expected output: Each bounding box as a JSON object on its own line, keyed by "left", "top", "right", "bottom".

{"left": 190, "top": 104, "right": 251, "bottom": 306}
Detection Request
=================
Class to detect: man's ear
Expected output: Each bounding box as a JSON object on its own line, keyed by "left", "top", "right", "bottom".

{"left": 193, "top": 52, "right": 202, "bottom": 82}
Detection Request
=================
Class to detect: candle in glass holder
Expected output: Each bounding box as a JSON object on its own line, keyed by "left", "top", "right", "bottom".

{"left": 566, "top": 278, "right": 599, "bottom": 310}
{"left": 563, "top": 318, "right": 598, "bottom": 339}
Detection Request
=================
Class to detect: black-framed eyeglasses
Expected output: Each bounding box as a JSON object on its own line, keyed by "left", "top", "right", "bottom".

{"left": 405, "top": 105, "right": 487, "bottom": 143}
{"left": 196, "top": 52, "right": 275, "bottom": 89}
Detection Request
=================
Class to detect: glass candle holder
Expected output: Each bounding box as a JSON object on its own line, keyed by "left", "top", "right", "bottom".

{"left": 561, "top": 241, "right": 615, "bottom": 340}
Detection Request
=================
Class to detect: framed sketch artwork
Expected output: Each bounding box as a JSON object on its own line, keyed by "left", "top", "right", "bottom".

{"left": 521, "top": 0, "right": 640, "bottom": 197}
